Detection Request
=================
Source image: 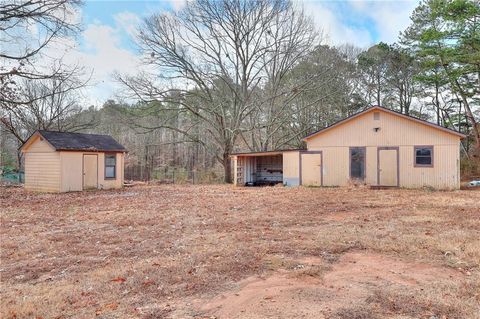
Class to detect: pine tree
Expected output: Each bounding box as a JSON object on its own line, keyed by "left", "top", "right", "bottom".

{"left": 402, "top": 0, "right": 480, "bottom": 154}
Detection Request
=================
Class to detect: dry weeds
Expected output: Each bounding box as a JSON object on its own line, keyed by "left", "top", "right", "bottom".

{"left": 0, "top": 185, "right": 479, "bottom": 318}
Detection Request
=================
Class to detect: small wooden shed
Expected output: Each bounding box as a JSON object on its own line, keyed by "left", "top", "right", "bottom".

{"left": 233, "top": 106, "right": 466, "bottom": 190}
{"left": 20, "top": 130, "right": 127, "bottom": 192}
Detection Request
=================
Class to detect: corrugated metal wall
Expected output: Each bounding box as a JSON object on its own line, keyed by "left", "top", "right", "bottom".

{"left": 306, "top": 109, "right": 461, "bottom": 189}
{"left": 283, "top": 151, "right": 300, "bottom": 186}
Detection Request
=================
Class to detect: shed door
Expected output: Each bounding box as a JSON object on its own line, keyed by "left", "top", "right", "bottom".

{"left": 378, "top": 149, "right": 398, "bottom": 186}
{"left": 83, "top": 154, "right": 98, "bottom": 189}
{"left": 301, "top": 153, "right": 322, "bottom": 186}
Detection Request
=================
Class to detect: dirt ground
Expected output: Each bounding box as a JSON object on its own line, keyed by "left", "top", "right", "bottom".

{"left": 1, "top": 185, "right": 479, "bottom": 319}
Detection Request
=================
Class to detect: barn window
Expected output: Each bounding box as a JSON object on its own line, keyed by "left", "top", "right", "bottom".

{"left": 414, "top": 146, "right": 433, "bottom": 167}
{"left": 373, "top": 112, "right": 380, "bottom": 120}
{"left": 105, "top": 154, "right": 116, "bottom": 179}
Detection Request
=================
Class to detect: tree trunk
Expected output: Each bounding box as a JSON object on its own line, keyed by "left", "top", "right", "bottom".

{"left": 439, "top": 61, "right": 480, "bottom": 152}
{"left": 399, "top": 85, "right": 404, "bottom": 114}
{"left": 0, "top": 131, "right": 5, "bottom": 167}
{"left": 463, "top": 105, "right": 480, "bottom": 155}
{"left": 435, "top": 82, "right": 440, "bottom": 126}
{"left": 376, "top": 74, "right": 381, "bottom": 106}
{"left": 223, "top": 152, "right": 232, "bottom": 184}
{"left": 403, "top": 85, "right": 410, "bottom": 115}
{"left": 453, "top": 80, "right": 480, "bottom": 153}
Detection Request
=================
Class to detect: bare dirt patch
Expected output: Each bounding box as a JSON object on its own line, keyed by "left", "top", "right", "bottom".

{"left": 198, "top": 252, "right": 464, "bottom": 319}
{"left": 1, "top": 185, "right": 479, "bottom": 318}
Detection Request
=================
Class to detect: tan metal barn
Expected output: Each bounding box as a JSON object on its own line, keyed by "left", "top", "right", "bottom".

{"left": 233, "top": 106, "right": 466, "bottom": 190}
{"left": 20, "top": 130, "right": 127, "bottom": 192}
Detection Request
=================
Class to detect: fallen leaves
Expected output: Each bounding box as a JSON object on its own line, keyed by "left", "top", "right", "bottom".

{"left": 111, "top": 277, "right": 126, "bottom": 283}
{"left": 142, "top": 279, "right": 155, "bottom": 287}
{"left": 95, "top": 302, "right": 119, "bottom": 316}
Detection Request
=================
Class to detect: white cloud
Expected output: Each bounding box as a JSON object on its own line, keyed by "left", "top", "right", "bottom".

{"left": 167, "top": 0, "right": 187, "bottom": 11}
{"left": 7, "top": 7, "right": 141, "bottom": 107}
{"left": 77, "top": 22, "right": 140, "bottom": 105}
{"left": 44, "top": 1, "right": 419, "bottom": 106}
{"left": 41, "top": 11, "right": 143, "bottom": 106}
{"left": 301, "top": 0, "right": 419, "bottom": 48}
{"left": 114, "top": 11, "right": 142, "bottom": 39}
{"left": 365, "top": 1, "right": 418, "bottom": 44}
{"left": 303, "top": 1, "right": 374, "bottom": 47}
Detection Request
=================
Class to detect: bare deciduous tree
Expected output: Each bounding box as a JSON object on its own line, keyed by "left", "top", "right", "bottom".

{"left": 243, "top": 44, "right": 364, "bottom": 151}
{"left": 1, "top": 73, "right": 93, "bottom": 144}
{"left": 0, "top": 0, "right": 82, "bottom": 106}
{"left": 117, "top": 0, "right": 318, "bottom": 182}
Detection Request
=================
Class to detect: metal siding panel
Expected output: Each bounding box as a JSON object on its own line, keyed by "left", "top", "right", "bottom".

{"left": 398, "top": 145, "right": 459, "bottom": 189}
{"left": 306, "top": 109, "right": 460, "bottom": 189}
{"left": 61, "top": 152, "right": 83, "bottom": 192}
{"left": 307, "top": 110, "right": 459, "bottom": 148}
{"left": 365, "top": 146, "right": 377, "bottom": 185}
{"left": 24, "top": 152, "right": 61, "bottom": 192}
{"left": 314, "top": 147, "right": 349, "bottom": 186}
{"left": 283, "top": 151, "right": 299, "bottom": 186}
{"left": 300, "top": 153, "right": 322, "bottom": 186}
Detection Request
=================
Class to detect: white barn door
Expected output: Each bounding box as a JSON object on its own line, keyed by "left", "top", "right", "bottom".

{"left": 378, "top": 148, "right": 399, "bottom": 187}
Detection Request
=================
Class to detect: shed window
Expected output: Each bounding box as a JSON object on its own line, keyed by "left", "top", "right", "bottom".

{"left": 414, "top": 146, "right": 433, "bottom": 167}
{"left": 105, "top": 154, "right": 116, "bottom": 179}
{"left": 373, "top": 112, "right": 380, "bottom": 120}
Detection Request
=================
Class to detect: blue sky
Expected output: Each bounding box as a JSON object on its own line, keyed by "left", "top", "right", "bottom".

{"left": 81, "top": 1, "right": 166, "bottom": 48}
{"left": 69, "top": 0, "right": 419, "bottom": 105}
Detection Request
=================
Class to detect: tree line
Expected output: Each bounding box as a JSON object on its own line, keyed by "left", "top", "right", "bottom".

{"left": 1, "top": 0, "right": 479, "bottom": 182}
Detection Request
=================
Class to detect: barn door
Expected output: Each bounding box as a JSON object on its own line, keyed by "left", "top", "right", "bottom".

{"left": 301, "top": 152, "right": 322, "bottom": 186}
{"left": 83, "top": 154, "right": 98, "bottom": 189}
{"left": 378, "top": 148, "right": 399, "bottom": 187}
{"left": 350, "top": 147, "right": 366, "bottom": 181}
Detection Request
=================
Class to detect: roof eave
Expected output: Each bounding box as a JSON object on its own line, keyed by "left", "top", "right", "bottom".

{"left": 230, "top": 148, "right": 305, "bottom": 157}
{"left": 56, "top": 148, "right": 128, "bottom": 153}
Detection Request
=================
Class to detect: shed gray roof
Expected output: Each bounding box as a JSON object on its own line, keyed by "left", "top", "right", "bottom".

{"left": 28, "top": 130, "right": 127, "bottom": 152}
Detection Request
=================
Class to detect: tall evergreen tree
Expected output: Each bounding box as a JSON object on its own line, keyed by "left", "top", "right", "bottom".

{"left": 402, "top": 0, "right": 480, "bottom": 153}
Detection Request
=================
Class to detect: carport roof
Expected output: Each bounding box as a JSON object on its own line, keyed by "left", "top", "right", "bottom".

{"left": 231, "top": 149, "right": 304, "bottom": 157}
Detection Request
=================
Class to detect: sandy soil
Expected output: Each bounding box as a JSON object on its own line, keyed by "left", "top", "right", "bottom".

{"left": 1, "top": 185, "right": 479, "bottom": 319}
{"left": 198, "top": 252, "right": 463, "bottom": 319}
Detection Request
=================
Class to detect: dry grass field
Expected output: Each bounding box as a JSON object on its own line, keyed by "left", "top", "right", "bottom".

{"left": 1, "top": 185, "right": 479, "bottom": 319}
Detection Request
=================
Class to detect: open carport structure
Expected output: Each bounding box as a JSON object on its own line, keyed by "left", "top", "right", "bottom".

{"left": 232, "top": 149, "right": 323, "bottom": 187}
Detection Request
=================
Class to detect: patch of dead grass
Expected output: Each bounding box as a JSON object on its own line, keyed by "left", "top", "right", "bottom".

{"left": 366, "top": 282, "right": 480, "bottom": 319}
{"left": 333, "top": 305, "right": 380, "bottom": 319}
{"left": 1, "top": 185, "right": 479, "bottom": 318}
